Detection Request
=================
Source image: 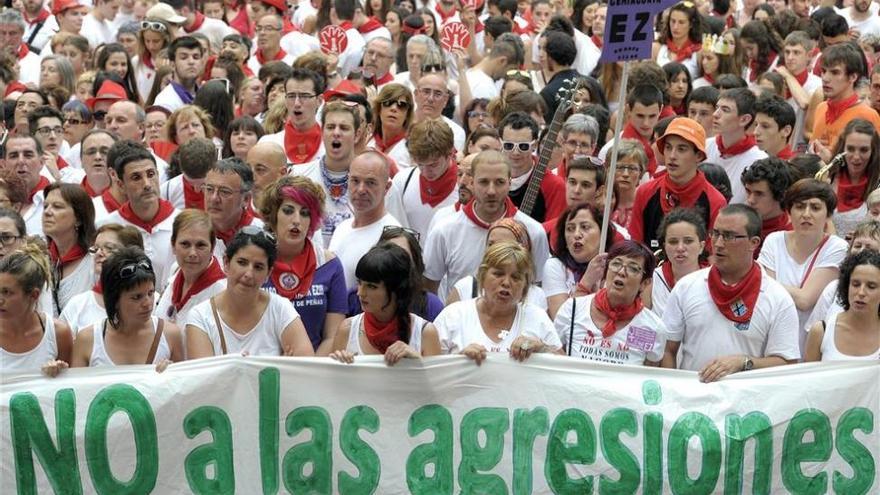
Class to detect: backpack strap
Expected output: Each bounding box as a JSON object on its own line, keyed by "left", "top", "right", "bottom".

{"left": 567, "top": 296, "right": 576, "bottom": 357}
{"left": 145, "top": 319, "right": 165, "bottom": 364}
{"left": 471, "top": 277, "right": 478, "bottom": 299}
{"left": 402, "top": 167, "right": 417, "bottom": 195}
{"left": 210, "top": 297, "right": 228, "bottom": 355}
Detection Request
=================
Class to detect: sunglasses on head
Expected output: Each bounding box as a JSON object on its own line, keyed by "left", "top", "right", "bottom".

{"left": 381, "top": 99, "right": 409, "bottom": 109}
{"left": 141, "top": 21, "right": 168, "bottom": 32}
{"left": 382, "top": 225, "right": 421, "bottom": 241}
{"left": 240, "top": 225, "right": 276, "bottom": 243}
{"left": 119, "top": 260, "right": 153, "bottom": 279}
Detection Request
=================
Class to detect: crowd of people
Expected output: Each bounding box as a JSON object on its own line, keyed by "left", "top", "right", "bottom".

{"left": 0, "top": 0, "right": 879, "bottom": 383}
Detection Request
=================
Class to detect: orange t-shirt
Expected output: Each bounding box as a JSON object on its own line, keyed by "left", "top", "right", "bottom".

{"left": 811, "top": 102, "right": 880, "bottom": 150}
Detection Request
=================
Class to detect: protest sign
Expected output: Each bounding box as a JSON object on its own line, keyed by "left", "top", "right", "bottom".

{"left": 319, "top": 25, "right": 348, "bottom": 55}
{"left": 441, "top": 22, "right": 472, "bottom": 51}
{"left": 2, "top": 356, "right": 877, "bottom": 494}
{"left": 600, "top": 0, "right": 680, "bottom": 63}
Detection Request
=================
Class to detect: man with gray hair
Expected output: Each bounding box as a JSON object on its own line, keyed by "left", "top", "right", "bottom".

{"left": 393, "top": 35, "right": 438, "bottom": 91}
{"left": 106, "top": 100, "right": 171, "bottom": 182}
{"left": 204, "top": 157, "right": 264, "bottom": 261}
{"left": 556, "top": 113, "right": 600, "bottom": 178}
{"left": 0, "top": 9, "right": 39, "bottom": 84}
{"left": 362, "top": 37, "right": 396, "bottom": 88}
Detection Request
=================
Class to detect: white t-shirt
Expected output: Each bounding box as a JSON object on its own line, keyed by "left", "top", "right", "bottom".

{"left": 574, "top": 28, "right": 599, "bottom": 77}
{"left": 433, "top": 299, "right": 562, "bottom": 354}
{"left": 81, "top": 13, "right": 115, "bottom": 48}
{"left": 804, "top": 279, "right": 844, "bottom": 333}
{"left": 153, "top": 83, "right": 189, "bottom": 113}
{"left": 842, "top": 9, "right": 880, "bottom": 37}
{"left": 246, "top": 50, "right": 296, "bottom": 76}
{"left": 185, "top": 292, "right": 300, "bottom": 357}
{"left": 155, "top": 274, "right": 227, "bottom": 324}
{"left": 345, "top": 313, "right": 427, "bottom": 354}
{"left": 704, "top": 137, "right": 768, "bottom": 204}
{"left": 757, "top": 231, "right": 848, "bottom": 348}
{"left": 0, "top": 312, "right": 58, "bottom": 372}
{"left": 385, "top": 166, "right": 458, "bottom": 245}
{"left": 186, "top": 17, "right": 236, "bottom": 51}
{"left": 554, "top": 294, "right": 668, "bottom": 365}
{"left": 19, "top": 49, "right": 40, "bottom": 85}
{"left": 280, "top": 31, "right": 322, "bottom": 61}
{"left": 466, "top": 68, "right": 500, "bottom": 100}
{"left": 366, "top": 136, "right": 412, "bottom": 168}
{"left": 451, "top": 275, "right": 548, "bottom": 310}
{"left": 59, "top": 290, "right": 105, "bottom": 335}
{"left": 328, "top": 213, "right": 401, "bottom": 289}
{"left": 88, "top": 317, "right": 171, "bottom": 367}
{"left": 542, "top": 257, "right": 578, "bottom": 298}
{"left": 338, "top": 27, "right": 367, "bottom": 78}
{"left": 662, "top": 267, "right": 801, "bottom": 371}
{"left": 22, "top": 192, "right": 44, "bottom": 238}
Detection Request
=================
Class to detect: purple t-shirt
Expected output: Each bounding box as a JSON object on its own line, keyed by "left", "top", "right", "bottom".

{"left": 264, "top": 257, "right": 347, "bottom": 350}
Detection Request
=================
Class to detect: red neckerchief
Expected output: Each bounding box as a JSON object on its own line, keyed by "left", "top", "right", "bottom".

{"left": 142, "top": 51, "right": 155, "bottom": 69}
{"left": 150, "top": 141, "right": 178, "bottom": 162}
{"left": 283, "top": 121, "right": 322, "bottom": 164}
{"left": 661, "top": 262, "right": 677, "bottom": 290}
{"left": 56, "top": 156, "right": 68, "bottom": 170}
{"left": 185, "top": 12, "right": 206, "bottom": 32}
{"left": 17, "top": 43, "right": 30, "bottom": 61}
{"left": 117, "top": 199, "right": 175, "bottom": 233}
{"left": 782, "top": 69, "right": 809, "bottom": 99}
{"left": 282, "top": 18, "right": 298, "bottom": 34}
{"left": 101, "top": 189, "right": 122, "bottom": 213}
{"left": 363, "top": 311, "right": 401, "bottom": 353}
{"left": 171, "top": 257, "right": 225, "bottom": 312}
{"left": 556, "top": 157, "right": 568, "bottom": 181}
{"left": 25, "top": 9, "right": 50, "bottom": 25}
{"left": 28, "top": 176, "right": 50, "bottom": 203}
{"left": 666, "top": 39, "right": 701, "bottom": 63}
{"left": 622, "top": 122, "right": 656, "bottom": 176}
{"left": 48, "top": 240, "right": 87, "bottom": 269}
{"left": 812, "top": 54, "right": 823, "bottom": 76}
{"left": 358, "top": 17, "right": 384, "bottom": 33}
{"left": 837, "top": 169, "right": 868, "bottom": 212}
{"left": 748, "top": 52, "right": 776, "bottom": 82}
{"left": 215, "top": 207, "right": 255, "bottom": 245}
{"left": 592, "top": 288, "right": 644, "bottom": 338}
{"left": 825, "top": 93, "right": 859, "bottom": 125}
{"left": 474, "top": 19, "right": 484, "bottom": 33}
{"left": 591, "top": 34, "right": 603, "bottom": 49}
{"left": 659, "top": 170, "right": 707, "bottom": 214}
{"left": 716, "top": 134, "right": 756, "bottom": 158}
{"left": 462, "top": 197, "right": 516, "bottom": 229}
{"left": 374, "top": 72, "right": 394, "bottom": 85}
{"left": 270, "top": 239, "right": 317, "bottom": 300}
{"left": 228, "top": 6, "right": 252, "bottom": 37}
{"left": 777, "top": 145, "right": 795, "bottom": 160}
{"left": 92, "top": 281, "right": 103, "bottom": 294}
{"left": 373, "top": 131, "right": 405, "bottom": 153}
{"left": 420, "top": 160, "right": 457, "bottom": 207}
{"left": 81, "top": 177, "right": 102, "bottom": 197}
{"left": 182, "top": 177, "right": 204, "bottom": 209}
{"left": 761, "top": 213, "right": 791, "bottom": 240}
{"left": 703, "top": 73, "right": 715, "bottom": 85}
{"left": 434, "top": 3, "right": 456, "bottom": 23}
{"left": 255, "top": 47, "right": 287, "bottom": 65}
{"left": 672, "top": 103, "right": 686, "bottom": 116}
{"left": 707, "top": 262, "right": 762, "bottom": 323}
{"left": 339, "top": 21, "right": 354, "bottom": 30}
{"left": 659, "top": 105, "right": 677, "bottom": 119}
{"left": 454, "top": 202, "right": 463, "bottom": 211}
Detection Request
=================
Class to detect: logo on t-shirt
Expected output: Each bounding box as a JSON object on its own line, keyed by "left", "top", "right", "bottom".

{"left": 279, "top": 272, "right": 301, "bottom": 291}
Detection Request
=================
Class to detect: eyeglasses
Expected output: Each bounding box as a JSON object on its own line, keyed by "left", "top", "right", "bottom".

{"left": 88, "top": 243, "right": 121, "bottom": 255}
{"left": 255, "top": 25, "right": 282, "bottom": 32}
{"left": 0, "top": 233, "right": 22, "bottom": 247}
{"left": 381, "top": 99, "right": 410, "bottom": 109}
{"left": 93, "top": 111, "right": 107, "bottom": 122}
{"left": 501, "top": 140, "right": 535, "bottom": 152}
{"left": 83, "top": 146, "right": 111, "bottom": 156}
{"left": 468, "top": 110, "right": 488, "bottom": 119}
{"left": 608, "top": 259, "right": 644, "bottom": 277}
{"left": 64, "top": 118, "right": 87, "bottom": 126}
{"left": 617, "top": 165, "right": 642, "bottom": 174}
{"left": 383, "top": 225, "right": 421, "bottom": 241}
{"left": 119, "top": 260, "right": 153, "bottom": 278}
{"left": 564, "top": 140, "right": 592, "bottom": 151}
{"left": 417, "top": 87, "right": 447, "bottom": 100}
{"left": 709, "top": 230, "right": 750, "bottom": 242}
{"left": 200, "top": 184, "right": 244, "bottom": 199}
{"left": 286, "top": 92, "right": 316, "bottom": 101}
{"left": 240, "top": 225, "right": 276, "bottom": 242}
{"left": 36, "top": 126, "right": 63, "bottom": 137}
{"left": 141, "top": 21, "right": 168, "bottom": 32}
{"left": 364, "top": 48, "right": 393, "bottom": 59}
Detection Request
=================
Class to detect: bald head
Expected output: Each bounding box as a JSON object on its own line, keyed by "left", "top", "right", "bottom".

{"left": 247, "top": 142, "right": 288, "bottom": 192}
{"left": 106, "top": 101, "right": 146, "bottom": 141}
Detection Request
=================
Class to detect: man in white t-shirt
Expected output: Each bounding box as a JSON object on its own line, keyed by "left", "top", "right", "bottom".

{"left": 3, "top": 136, "right": 48, "bottom": 237}
{"left": 328, "top": 150, "right": 401, "bottom": 289}
{"left": 0, "top": 9, "right": 40, "bottom": 85}
{"left": 81, "top": 0, "right": 119, "bottom": 48}
{"left": 162, "top": 0, "right": 234, "bottom": 50}
{"left": 661, "top": 204, "right": 800, "bottom": 381}
{"left": 423, "top": 150, "right": 549, "bottom": 300}
{"left": 361, "top": 37, "right": 396, "bottom": 88}
{"left": 841, "top": 0, "right": 880, "bottom": 37}
{"left": 153, "top": 36, "right": 205, "bottom": 113}
{"left": 466, "top": 38, "right": 517, "bottom": 100}
{"left": 329, "top": 0, "right": 367, "bottom": 78}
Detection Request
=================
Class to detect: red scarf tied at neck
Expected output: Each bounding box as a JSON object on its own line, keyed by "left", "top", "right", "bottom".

{"left": 836, "top": 170, "right": 868, "bottom": 213}
{"left": 215, "top": 208, "right": 255, "bottom": 245}
{"left": 462, "top": 197, "right": 517, "bottom": 229}
{"left": 255, "top": 47, "right": 288, "bottom": 65}
{"left": 118, "top": 199, "right": 176, "bottom": 234}
{"left": 270, "top": 239, "right": 317, "bottom": 300}
{"left": 761, "top": 213, "right": 791, "bottom": 240}
{"left": 420, "top": 160, "right": 458, "bottom": 207}
{"left": 592, "top": 288, "right": 643, "bottom": 338}
{"left": 716, "top": 134, "right": 756, "bottom": 158}
{"left": 28, "top": 176, "right": 51, "bottom": 203}
{"left": 48, "top": 240, "right": 87, "bottom": 268}
{"left": 666, "top": 39, "right": 701, "bottom": 63}
{"left": 358, "top": 17, "right": 384, "bottom": 34}
{"left": 781, "top": 70, "right": 809, "bottom": 100}
{"left": 622, "top": 123, "right": 657, "bottom": 176}
{"left": 182, "top": 177, "right": 205, "bottom": 209}
{"left": 658, "top": 171, "right": 706, "bottom": 214}
{"left": 373, "top": 131, "right": 405, "bottom": 153}
{"left": 825, "top": 93, "right": 860, "bottom": 125}
{"left": 184, "top": 12, "right": 206, "bottom": 32}
{"left": 284, "top": 121, "right": 322, "bottom": 164}
{"left": 591, "top": 34, "right": 603, "bottom": 49}
{"left": 363, "top": 311, "right": 401, "bottom": 353}
{"left": 707, "top": 262, "right": 762, "bottom": 323}
{"left": 171, "top": 257, "right": 226, "bottom": 312}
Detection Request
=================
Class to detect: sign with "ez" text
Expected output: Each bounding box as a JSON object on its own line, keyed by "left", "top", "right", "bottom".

{"left": 600, "top": 0, "right": 680, "bottom": 63}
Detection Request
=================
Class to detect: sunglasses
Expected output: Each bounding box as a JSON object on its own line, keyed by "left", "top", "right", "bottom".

{"left": 381, "top": 99, "right": 409, "bottom": 110}
{"left": 421, "top": 63, "right": 446, "bottom": 73}
{"left": 141, "top": 20, "right": 168, "bottom": 32}
{"left": 383, "top": 225, "right": 421, "bottom": 241}
{"left": 119, "top": 260, "right": 153, "bottom": 278}
{"left": 501, "top": 140, "right": 535, "bottom": 152}
{"left": 240, "top": 225, "right": 276, "bottom": 242}
{"left": 93, "top": 110, "right": 107, "bottom": 122}
{"left": 210, "top": 77, "right": 232, "bottom": 95}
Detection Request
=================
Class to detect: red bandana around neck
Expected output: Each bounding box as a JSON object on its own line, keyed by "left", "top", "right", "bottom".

{"left": 185, "top": 12, "right": 206, "bottom": 32}
{"left": 419, "top": 160, "right": 458, "bottom": 207}
{"left": 716, "top": 134, "right": 756, "bottom": 158}
{"left": 363, "top": 311, "right": 401, "bottom": 353}
{"left": 171, "top": 257, "right": 226, "bottom": 312}
{"left": 658, "top": 171, "right": 706, "bottom": 214}
{"left": 761, "top": 213, "right": 792, "bottom": 239}
{"left": 271, "top": 240, "right": 317, "bottom": 300}
{"left": 622, "top": 123, "right": 657, "bottom": 176}
{"left": 782, "top": 69, "right": 809, "bottom": 99}
{"left": 462, "top": 197, "right": 517, "bottom": 229}
{"left": 118, "top": 199, "right": 175, "bottom": 233}
{"left": 284, "top": 121, "right": 322, "bottom": 164}
{"left": 25, "top": 9, "right": 50, "bottom": 25}
{"left": 338, "top": 21, "right": 354, "bottom": 31}
{"left": 216, "top": 208, "right": 255, "bottom": 245}
{"left": 81, "top": 177, "right": 102, "bottom": 197}
{"left": 17, "top": 43, "right": 30, "bottom": 61}
{"left": 28, "top": 176, "right": 50, "bottom": 203}
{"left": 101, "top": 189, "right": 122, "bottom": 213}
{"left": 93, "top": 281, "right": 103, "bottom": 295}
{"left": 748, "top": 52, "right": 776, "bottom": 82}
{"left": 592, "top": 288, "right": 644, "bottom": 338}
{"left": 255, "top": 47, "right": 287, "bottom": 65}
{"left": 434, "top": 3, "right": 457, "bottom": 22}
{"left": 707, "top": 262, "right": 762, "bottom": 323}
{"left": 374, "top": 72, "right": 394, "bottom": 86}
{"left": 358, "top": 17, "right": 384, "bottom": 33}
{"left": 836, "top": 169, "right": 868, "bottom": 212}
{"left": 182, "top": 177, "right": 205, "bottom": 209}
{"left": 661, "top": 262, "right": 677, "bottom": 290}
{"left": 825, "top": 93, "right": 859, "bottom": 125}
{"left": 48, "top": 240, "right": 87, "bottom": 268}
{"left": 666, "top": 39, "right": 701, "bottom": 63}
{"left": 373, "top": 131, "right": 405, "bottom": 153}
{"left": 591, "top": 34, "right": 603, "bottom": 49}
{"left": 777, "top": 145, "right": 795, "bottom": 160}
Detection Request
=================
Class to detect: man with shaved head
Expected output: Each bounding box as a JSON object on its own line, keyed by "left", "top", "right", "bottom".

{"left": 246, "top": 142, "right": 288, "bottom": 211}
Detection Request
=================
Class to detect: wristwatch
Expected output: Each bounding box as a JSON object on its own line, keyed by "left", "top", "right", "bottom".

{"left": 742, "top": 356, "right": 754, "bottom": 371}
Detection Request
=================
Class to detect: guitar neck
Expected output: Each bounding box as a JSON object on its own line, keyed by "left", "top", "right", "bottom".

{"left": 519, "top": 109, "right": 566, "bottom": 216}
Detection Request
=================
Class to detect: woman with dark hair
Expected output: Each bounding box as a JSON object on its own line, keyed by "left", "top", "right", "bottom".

{"left": 329, "top": 244, "right": 441, "bottom": 365}
{"left": 654, "top": 1, "right": 704, "bottom": 78}
{"left": 543, "top": 204, "right": 614, "bottom": 319}
{"left": 385, "top": 6, "right": 407, "bottom": 51}
{"left": 186, "top": 227, "right": 314, "bottom": 358}
{"left": 145, "top": 65, "right": 174, "bottom": 107}
{"left": 804, "top": 249, "right": 880, "bottom": 361}
{"left": 223, "top": 116, "right": 265, "bottom": 160}
{"left": 699, "top": 162, "right": 733, "bottom": 202}
{"left": 740, "top": 20, "right": 782, "bottom": 83}
{"left": 466, "top": 127, "right": 502, "bottom": 154}
{"left": 70, "top": 247, "right": 183, "bottom": 367}
{"left": 134, "top": 18, "right": 172, "bottom": 98}
{"left": 97, "top": 43, "right": 142, "bottom": 105}
{"left": 651, "top": 208, "right": 708, "bottom": 317}
{"left": 463, "top": 98, "right": 492, "bottom": 138}
{"left": 827, "top": 119, "right": 880, "bottom": 236}
{"left": 370, "top": 83, "right": 415, "bottom": 167}
{"left": 554, "top": 240, "right": 667, "bottom": 365}
{"left": 415, "top": 8, "right": 442, "bottom": 45}
{"left": 569, "top": 76, "right": 608, "bottom": 114}
{"left": 571, "top": 0, "right": 600, "bottom": 34}
{"left": 663, "top": 62, "right": 692, "bottom": 115}
{"left": 366, "top": 0, "right": 392, "bottom": 22}
{"left": 194, "top": 80, "right": 235, "bottom": 151}
{"left": 42, "top": 183, "right": 96, "bottom": 315}
{"left": 694, "top": 35, "right": 737, "bottom": 88}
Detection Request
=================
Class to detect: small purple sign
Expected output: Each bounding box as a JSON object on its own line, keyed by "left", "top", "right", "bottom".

{"left": 600, "top": 0, "right": 680, "bottom": 63}
{"left": 625, "top": 325, "right": 657, "bottom": 352}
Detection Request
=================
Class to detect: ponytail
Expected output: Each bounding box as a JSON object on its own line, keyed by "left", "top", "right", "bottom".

{"left": 0, "top": 240, "right": 52, "bottom": 296}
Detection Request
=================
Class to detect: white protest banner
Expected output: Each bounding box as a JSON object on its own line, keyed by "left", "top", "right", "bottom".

{"left": 2, "top": 356, "right": 877, "bottom": 494}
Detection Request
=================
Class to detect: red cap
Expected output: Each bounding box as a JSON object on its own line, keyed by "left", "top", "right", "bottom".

{"left": 86, "top": 81, "right": 127, "bottom": 110}
{"left": 52, "top": 0, "right": 86, "bottom": 15}
{"left": 256, "top": 0, "right": 287, "bottom": 13}
{"left": 4, "top": 81, "right": 27, "bottom": 99}
{"left": 323, "top": 79, "right": 365, "bottom": 102}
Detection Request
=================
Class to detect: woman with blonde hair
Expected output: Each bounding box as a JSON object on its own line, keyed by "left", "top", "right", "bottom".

{"left": 134, "top": 18, "right": 173, "bottom": 98}
{"left": 166, "top": 105, "right": 216, "bottom": 147}
{"left": 369, "top": 83, "right": 415, "bottom": 167}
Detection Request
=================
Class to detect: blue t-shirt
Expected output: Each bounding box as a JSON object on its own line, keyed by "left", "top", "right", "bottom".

{"left": 347, "top": 288, "right": 445, "bottom": 321}
{"left": 264, "top": 257, "right": 347, "bottom": 350}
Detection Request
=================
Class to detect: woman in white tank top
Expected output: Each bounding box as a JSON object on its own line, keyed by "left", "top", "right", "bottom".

{"left": 804, "top": 250, "right": 880, "bottom": 362}
{"left": 71, "top": 247, "right": 183, "bottom": 368}
{"left": 330, "top": 244, "right": 440, "bottom": 365}
{"left": 43, "top": 184, "right": 97, "bottom": 316}
{"left": 1, "top": 245, "right": 74, "bottom": 375}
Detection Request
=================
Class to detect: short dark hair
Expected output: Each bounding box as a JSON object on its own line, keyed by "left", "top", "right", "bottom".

{"left": 657, "top": 207, "right": 709, "bottom": 262}
{"left": 101, "top": 247, "right": 155, "bottom": 327}
{"left": 719, "top": 87, "right": 757, "bottom": 127}
{"left": 687, "top": 85, "right": 720, "bottom": 107}
{"left": 286, "top": 67, "right": 326, "bottom": 97}
{"left": 333, "top": 0, "right": 357, "bottom": 20}
{"left": 498, "top": 111, "right": 540, "bottom": 140}
{"left": 80, "top": 129, "right": 118, "bottom": 159}
{"left": 485, "top": 15, "right": 513, "bottom": 39}
{"left": 213, "top": 157, "right": 254, "bottom": 193}
{"left": 168, "top": 36, "right": 204, "bottom": 62}
{"left": 497, "top": 0, "right": 517, "bottom": 18}
{"left": 543, "top": 31, "right": 577, "bottom": 67}
{"left": 754, "top": 95, "right": 795, "bottom": 137}
{"left": 783, "top": 178, "right": 837, "bottom": 214}
{"left": 109, "top": 140, "right": 156, "bottom": 178}
{"left": 225, "top": 227, "right": 277, "bottom": 267}
{"left": 178, "top": 138, "right": 217, "bottom": 179}
{"left": 544, "top": 14, "right": 575, "bottom": 37}
{"left": 714, "top": 73, "right": 748, "bottom": 89}
{"left": 626, "top": 84, "right": 665, "bottom": 110}
{"left": 741, "top": 157, "right": 794, "bottom": 204}
{"left": 1, "top": 135, "right": 42, "bottom": 157}
{"left": 822, "top": 42, "right": 866, "bottom": 78}
{"left": 604, "top": 240, "right": 656, "bottom": 282}
{"left": 719, "top": 204, "right": 762, "bottom": 238}
{"left": 700, "top": 162, "right": 733, "bottom": 203}
{"left": 27, "top": 105, "right": 64, "bottom": 135}
{"left": 820, "top": 13, "right": 849, "bottom": 38}
{"left": 566, "top": 156, "right": 605, "bottom": 188}
{"left": 836, "top": 249, "right": 880, "bottom": 315}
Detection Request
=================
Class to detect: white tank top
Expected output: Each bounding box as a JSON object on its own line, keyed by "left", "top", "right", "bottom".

{"left": 346, "top": 313, "right": 427, "bottom": 355}
{"left": 820, "top": 313, "right": 880, "bottom": 361}
{"left": 0, "top": 312, "right": 58, "bottom": 372}
{"left": 90, "top": 317, "right": 171, "bottom": 367}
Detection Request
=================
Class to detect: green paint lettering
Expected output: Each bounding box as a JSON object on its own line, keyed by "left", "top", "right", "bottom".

{"left": 642, "top": 411, "right": 663, "bottom": 495}
{"left": 459, "top": 407, "right": 509, "bottom": 494}
{"left": 183, "top": 406, "right": 235, "bottom": 495}
{"left": 545, "top": 408, "right": 596, "bottom": 493}
{"left": 512, "top": 407, "right": 549, "bottom": 495}
{"left": 599, "top": 408, "right": 640, "bottom": 495}
{"left": 406, "top": 404, "right": 453, "bottom": 495}
{"left": 667, "top": 412, "right": 721, "bottom": 495}
{"left": 781, "top": 409, "right": 832, "bottom": 495}
{"left": 282, "top": 406, "right": 332, "bottom": 493}
{"left": 259, "top": 368, "right": 280, "bottom": 495}
{"left": 338, "top": 405, "right": 381, "bottom": 494}
{"left": 723, "top": 412, "right": 772, "bottom": 495}
{"left": 833, "top": 407, "right": 874, "bottom": 495}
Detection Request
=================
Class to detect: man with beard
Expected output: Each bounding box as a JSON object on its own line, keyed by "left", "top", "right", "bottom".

{"left": 21, "top": 0, "right": 53, "bottom": 52}
{"left": 841, "top": 0, "right": 880, "bottom": 38}
{"left": 153, "top": 36, "right": 206, "bottom": 112}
